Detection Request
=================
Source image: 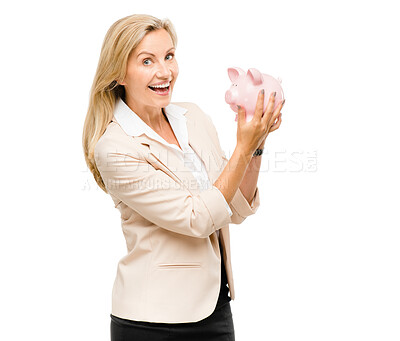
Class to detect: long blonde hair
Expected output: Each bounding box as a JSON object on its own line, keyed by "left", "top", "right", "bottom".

{"left": 82, "top": 14, "right": 178, "bottom": 193}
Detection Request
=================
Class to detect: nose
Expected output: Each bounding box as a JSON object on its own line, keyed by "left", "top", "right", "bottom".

{"left": 156, "top": 61, "right": 172, "bottom": 79}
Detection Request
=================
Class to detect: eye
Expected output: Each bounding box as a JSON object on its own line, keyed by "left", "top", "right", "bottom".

{"left": 143, "top": 59, "right": 152, "bottom": 66}
{"left": 166, "top": 53, "right": 174, "bottom": 61}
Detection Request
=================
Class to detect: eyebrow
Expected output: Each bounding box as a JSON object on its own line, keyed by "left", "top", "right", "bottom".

{"left": 137, "top": 47, "right": 175, "bottom": 58}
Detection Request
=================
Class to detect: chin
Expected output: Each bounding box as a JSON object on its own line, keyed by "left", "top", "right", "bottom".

{"left": 152, "top": 90, "right": 173, "bottom": 105}
{"left": 154, "top": 95, "right": 171, "bottom": 107}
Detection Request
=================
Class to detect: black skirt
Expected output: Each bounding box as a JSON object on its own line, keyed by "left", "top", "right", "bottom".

{"left": 110, "top": 241, "right": 235, "bottom": 341}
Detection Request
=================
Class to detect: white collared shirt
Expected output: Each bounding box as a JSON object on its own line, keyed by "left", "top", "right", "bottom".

{"left": 113, "top": 98, "right": 233, "bottom": 222}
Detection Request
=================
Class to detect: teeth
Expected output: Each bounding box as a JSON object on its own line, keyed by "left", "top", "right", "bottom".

{"left": 150, "top": 82, "right": 170, "bottom": 88}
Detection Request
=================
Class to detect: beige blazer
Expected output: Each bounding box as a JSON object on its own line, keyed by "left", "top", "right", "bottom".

{"left": 94, "top": 102, "right": 260, "bottom": 323}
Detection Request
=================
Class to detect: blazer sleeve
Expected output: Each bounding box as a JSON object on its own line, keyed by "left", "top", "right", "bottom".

{"left": 203, "top": 112, "right": 261, "bottom": 225}
{"left": 94, "top": 135, "right": 232, "bottom": 239}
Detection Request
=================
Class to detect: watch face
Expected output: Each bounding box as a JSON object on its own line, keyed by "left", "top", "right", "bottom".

{"left": 253, "top": 149, "right": 263, "bottom": 156}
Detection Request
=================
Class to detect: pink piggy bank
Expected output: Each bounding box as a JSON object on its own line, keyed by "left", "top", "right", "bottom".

{"left": 225, "top": 67, "right": 284, "bottom": 122}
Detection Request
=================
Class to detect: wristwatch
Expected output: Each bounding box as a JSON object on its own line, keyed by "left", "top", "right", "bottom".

{"left": 253, "top": 148, "right": 264, "bottom": 157}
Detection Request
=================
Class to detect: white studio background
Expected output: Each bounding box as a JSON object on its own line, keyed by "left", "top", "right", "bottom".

{"left": 1, "top": 0, "right": 399, "bottom": 340}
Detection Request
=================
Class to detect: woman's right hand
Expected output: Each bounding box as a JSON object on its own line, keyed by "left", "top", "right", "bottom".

{"left": 236, "top": 90, "right": 284, "bottom": 157}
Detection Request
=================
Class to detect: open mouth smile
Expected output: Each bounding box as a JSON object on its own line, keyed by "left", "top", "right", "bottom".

{"left": 148, "top": 81, "right": 171, "bottom": 95}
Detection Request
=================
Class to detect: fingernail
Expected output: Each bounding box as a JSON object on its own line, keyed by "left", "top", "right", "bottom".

{"left": 261, "top": 89, "right": 264, "bottom": 94}
{"left": 273, "top": 92, "right": 277, "bottom": 97}
{"left": 281, "top": 99, "right": 285, "bottom": 106}
{"left": 237, "top": 105, "right": 241, "bottom": 110}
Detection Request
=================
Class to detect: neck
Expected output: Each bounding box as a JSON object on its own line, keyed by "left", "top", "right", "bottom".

{"left": 124, "top": 96, "right": 167, "bottom": 131}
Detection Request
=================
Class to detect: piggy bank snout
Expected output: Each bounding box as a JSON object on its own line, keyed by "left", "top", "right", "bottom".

{"left": 225, "top": 90, "right": 234, "bottom": 104}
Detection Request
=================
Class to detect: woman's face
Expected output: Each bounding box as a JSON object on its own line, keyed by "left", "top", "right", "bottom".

{"left": 121, "top": 29, "right": 178, "bottom": 112}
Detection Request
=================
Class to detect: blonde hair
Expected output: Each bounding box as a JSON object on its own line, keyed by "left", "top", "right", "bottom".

{"left": 82, "top": 14, "right": 178, "bottom": 193}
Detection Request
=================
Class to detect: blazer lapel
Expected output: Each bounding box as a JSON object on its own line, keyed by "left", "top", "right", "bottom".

{"left": 133, "top": 135, "right": 199, "bottom": 191}
{"left": 128, "top": 115, "right": 222, "bottom": 195}
{"left": 186, "top": 117, "right": 221, "bottom": 183}
{"left": 185, "top": 117, "right": 225, "bottom": 185}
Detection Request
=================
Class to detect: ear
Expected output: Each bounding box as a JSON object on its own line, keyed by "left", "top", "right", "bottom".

{"left": 247, "top": 68, "right": 263, "bottom": 85}
{"left": 227, "top": 67, "right": 245, "bottom": 82}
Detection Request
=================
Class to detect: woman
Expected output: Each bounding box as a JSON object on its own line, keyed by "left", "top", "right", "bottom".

{"left": 82, "top": 14, "right": 283, "bottom": 341}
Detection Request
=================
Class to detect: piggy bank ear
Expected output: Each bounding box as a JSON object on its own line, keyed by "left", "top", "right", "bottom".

{"left": 247, "top": 68, "right": 263, "bottom": 85}
{"left": 228, "top": 67, "right": 245, "bottom": 83}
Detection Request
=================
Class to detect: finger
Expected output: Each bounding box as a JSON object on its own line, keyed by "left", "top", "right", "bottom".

{"left": 264, "top": 91, "right": 277, "bottom": 118}
{"left": 271, "top": 112, "right": 281, "bottom": 126}
{"left": 273, "top": 112, "right": 282, "bottom": 124}
{"left": 265, "top": 98, "right": 284, "bottom": 127}
{"left": 237, "top": 105, "right": 246, "bottom": 124}
{"left": 253, "top": 89, "right": 265, "bottom": 120}
{"left": 269, "top": 114, "right": 282, "bottom": 132}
